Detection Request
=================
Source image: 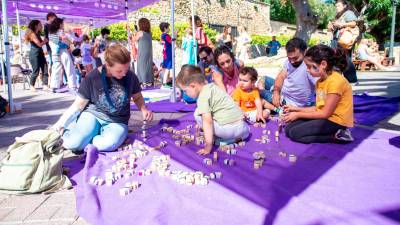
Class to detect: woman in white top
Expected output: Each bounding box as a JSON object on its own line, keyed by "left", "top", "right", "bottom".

{"left": 236, "top": 26, "right": 252, "bottom": 62}
{"left": 48, "top": 18, "right": 77, "bottom": 91}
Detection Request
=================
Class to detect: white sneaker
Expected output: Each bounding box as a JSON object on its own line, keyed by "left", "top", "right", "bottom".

{"left": 335, "top": 129, "right": 354, "bottom": 142}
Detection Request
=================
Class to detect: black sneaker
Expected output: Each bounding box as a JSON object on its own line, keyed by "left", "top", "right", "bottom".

{"left": 335, "top": 129, "right": 354, "bottom": 142}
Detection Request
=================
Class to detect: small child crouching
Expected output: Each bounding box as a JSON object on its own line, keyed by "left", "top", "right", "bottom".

{"left": 232, "top": 67, "right": 276, "bottom": 123}
{"left": 177, "top": 65, "right": 250, "bottom": 155}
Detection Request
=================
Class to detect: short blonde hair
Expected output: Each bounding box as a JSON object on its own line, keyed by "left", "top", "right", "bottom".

{"left": 104, "top": 44, "right": 131, "bottom": 67}
{"left": 177, "top": 65, "right": 205, "bottom": 86}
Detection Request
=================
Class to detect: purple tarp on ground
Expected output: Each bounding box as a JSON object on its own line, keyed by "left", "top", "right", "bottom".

{"left": 131, "top": 99, "right": 196, "bottom": 113}
{"left": 65, "top": 114, "right": 400, "bottom": 225}
{"left": 353, "top": 94, "right": 400, "bottom": 126}
{"left": 131, "top": 94, "right": 400, "bottom": 126}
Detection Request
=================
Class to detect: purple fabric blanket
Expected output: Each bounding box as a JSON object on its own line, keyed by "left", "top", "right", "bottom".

{"left": 131, "top": 94, "right": 400, "bottom": 126}
{"left": 131, "top": 99, "right": 196, "bottom": 112}
{"left": 353, "top": 94, "right": 400, "bottom": 126}
{"left": 65, "top": 114, "right": 400, "bottom": 225}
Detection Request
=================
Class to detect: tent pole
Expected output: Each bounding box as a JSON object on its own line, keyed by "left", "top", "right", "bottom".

{"left": 191, "top": 0, "right": 197, "bottom": 66}
{"left": 125, "top": 0, "right": 132, "bottom": 52}
{"left": 170, "top": 0, "right": 176, "bottom": 102}
{"left": 0, "top": 19, "right": 6, "bottom": 94}
{"left": 15, "top": 1, "right": 23, "bottom": 65}
{"left": 1, "top": 0, "right": 14, "bottom": 113}
{"left": 90, "top": 19, "right": 94, "bottom": 40}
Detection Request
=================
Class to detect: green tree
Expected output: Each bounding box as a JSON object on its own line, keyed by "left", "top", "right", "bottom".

{"left": 346, "top": 0, "right": 399, "bottom": 44}
{"left": 268, "top": 0, "right": 335, "bottom": 42}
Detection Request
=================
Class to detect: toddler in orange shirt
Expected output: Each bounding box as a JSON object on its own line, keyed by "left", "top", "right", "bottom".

{"left": 232, "top": 67, "right": 275, "bottom": 123}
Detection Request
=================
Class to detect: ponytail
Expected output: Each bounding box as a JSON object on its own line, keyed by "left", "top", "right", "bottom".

{"left": 305, "top": 44, "right": 348, "bottom": 73}
{"left": 332, "top": 47, "right": 348, "bottom": 72}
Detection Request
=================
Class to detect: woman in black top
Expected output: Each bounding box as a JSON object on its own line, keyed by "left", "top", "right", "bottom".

{"left": 24, "top": 20, "right": 49, "bottom": 91}
{"left": 53, "top": 44, "right": 153, "bottom": 153}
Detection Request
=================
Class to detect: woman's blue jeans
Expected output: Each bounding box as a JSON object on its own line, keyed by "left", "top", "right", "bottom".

{"left": 62, "top": 111, "right": 128, "bottom": 152}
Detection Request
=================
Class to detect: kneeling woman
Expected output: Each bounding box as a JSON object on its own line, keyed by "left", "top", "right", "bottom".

{"left": 53, "top": 44, "right": 153, "bottom": 152}
{"left": 283, "top": 45, "right": 353, "bottom": 144}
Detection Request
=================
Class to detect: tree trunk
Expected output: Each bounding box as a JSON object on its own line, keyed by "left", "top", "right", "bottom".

{"left": 291, "top": 0, "right": 318, "bottom": 44}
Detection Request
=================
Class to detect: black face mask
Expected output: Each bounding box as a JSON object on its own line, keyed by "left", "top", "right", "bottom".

{"left": 291, "top": 60, "right": 303, "bottom": 68}
{"left": 201, "top": 59, "right": 210, "bottom": 68}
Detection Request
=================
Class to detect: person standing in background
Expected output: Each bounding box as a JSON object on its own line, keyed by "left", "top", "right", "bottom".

{"left": 182, "top": 28, "right": 196, "bottom": 65}
{"left": 266, "top": 36, "right": 281, "bottom": 57}
{"left": 236, "top": 26, "right": 252, "bottom": 62}
{"left": 328, "top": 0, "right": 358, "bottom": 84}
{"left": 44, "top": 12, "right": 57, "bottom": 70}
{"left": 160, "top": 22, "right": 172, "bottom": 87}
{"left": 24, "top": 20, "right": 50, "bottom": 92}
{"left": 134, "top": 18, "right": 154, "bottom": 87}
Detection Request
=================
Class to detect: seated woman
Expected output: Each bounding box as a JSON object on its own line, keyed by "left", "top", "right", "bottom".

{"left": 284, "top": 45, "right": 354, "bottom": 144}
{"left": 211, "top": 45, "right": 243, "bottom": 95}
{"left": 52, "top": 44, "right": 153, "bottom": 152}
{"left": 357, "top": 39, "right": 386, "bottom": 70}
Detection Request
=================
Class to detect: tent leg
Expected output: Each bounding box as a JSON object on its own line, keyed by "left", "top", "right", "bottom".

{"left": 170, "top": 0, "right": 176, "bottom": 103}
{"left": 16, "top": 2, "right": 23, "bottom": 65}
{"left": 1, "top": 0, "right": 14, "bottom": 113}
{"left": 191, "top": 0, "right": 197, "bottom": 66}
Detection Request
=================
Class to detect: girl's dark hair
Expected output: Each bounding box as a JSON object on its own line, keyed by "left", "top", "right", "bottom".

{"left": 305, "top": 44, "right": 348, "bottom": 73}
{"left": 49, "top": 18, "right": 64, "bottom": 34}
{"left": 25, "top": 20, "right": 41, "bottom": 42}
{"left": 72, "top": 48, "right": 81, "bottom": 57}
{"left": 82, "top": 34, "right": 90, "bottom": 42}
{"left": 214, "top": 45, "right": 235, "bottom": 68}
{"left": 159, "top": 22, "right": 170, "bottom": 32}
{"left": 101, "top": 28, "right": 110, "bottom": 36}
{"left": 27, "top": 20, "right": 41, "bottom": 33}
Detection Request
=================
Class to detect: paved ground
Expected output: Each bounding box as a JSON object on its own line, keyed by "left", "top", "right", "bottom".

{"left": 0, "top": 70, "right": 399, "bottom": 224}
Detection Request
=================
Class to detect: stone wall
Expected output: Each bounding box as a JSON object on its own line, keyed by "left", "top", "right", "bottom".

{"left": 128, "top": 0, "right": 271, "bottom": 35}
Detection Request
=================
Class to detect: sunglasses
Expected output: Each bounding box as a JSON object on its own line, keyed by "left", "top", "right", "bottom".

{"left": 199, "top": 56, "right": 208, "bottom": 61}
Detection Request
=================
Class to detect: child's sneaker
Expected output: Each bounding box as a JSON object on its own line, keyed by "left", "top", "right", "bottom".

{"left": 335, "top": 129, "right": 354, "bottom": 142}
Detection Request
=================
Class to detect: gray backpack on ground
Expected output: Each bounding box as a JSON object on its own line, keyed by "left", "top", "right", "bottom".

{"left": 0, "top": 129, "right": 72, "bottom": 194}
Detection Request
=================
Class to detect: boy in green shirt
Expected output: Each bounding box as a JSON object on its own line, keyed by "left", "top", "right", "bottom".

{"left": 177, "top": 65, "right": 250, "bottom": 155}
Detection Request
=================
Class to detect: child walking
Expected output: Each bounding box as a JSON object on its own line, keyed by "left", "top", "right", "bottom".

{"left": 160, "top": 22, "right": 172, "bottom": 87}
{"left": 232, "top": 67, "right": 275, "bottom": 123}
{"left": 283, "top": 45, "right": 354, "bottom": 144}
{"left": 177, "top": 65, "right": 250, "bottom": 155}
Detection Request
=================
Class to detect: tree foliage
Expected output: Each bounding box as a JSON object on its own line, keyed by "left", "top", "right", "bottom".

{"left": 347, "top": 0, "right": 399, "bottom": 44}
{"left": 267, "top": 0, "right": 335, "bottom": 28}
{"left": 93, "top": 22, "right": 218, "bottom": 46}
{"left": 268, "top": 0, "right": 398, "bottom": 44}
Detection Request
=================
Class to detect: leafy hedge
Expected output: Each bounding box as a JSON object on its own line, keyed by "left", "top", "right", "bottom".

{"left": 250, "top": 34, "right": 328, "bottom": 47}
{"left": 93, "top": 22, "right": 218, "bottom": 46}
